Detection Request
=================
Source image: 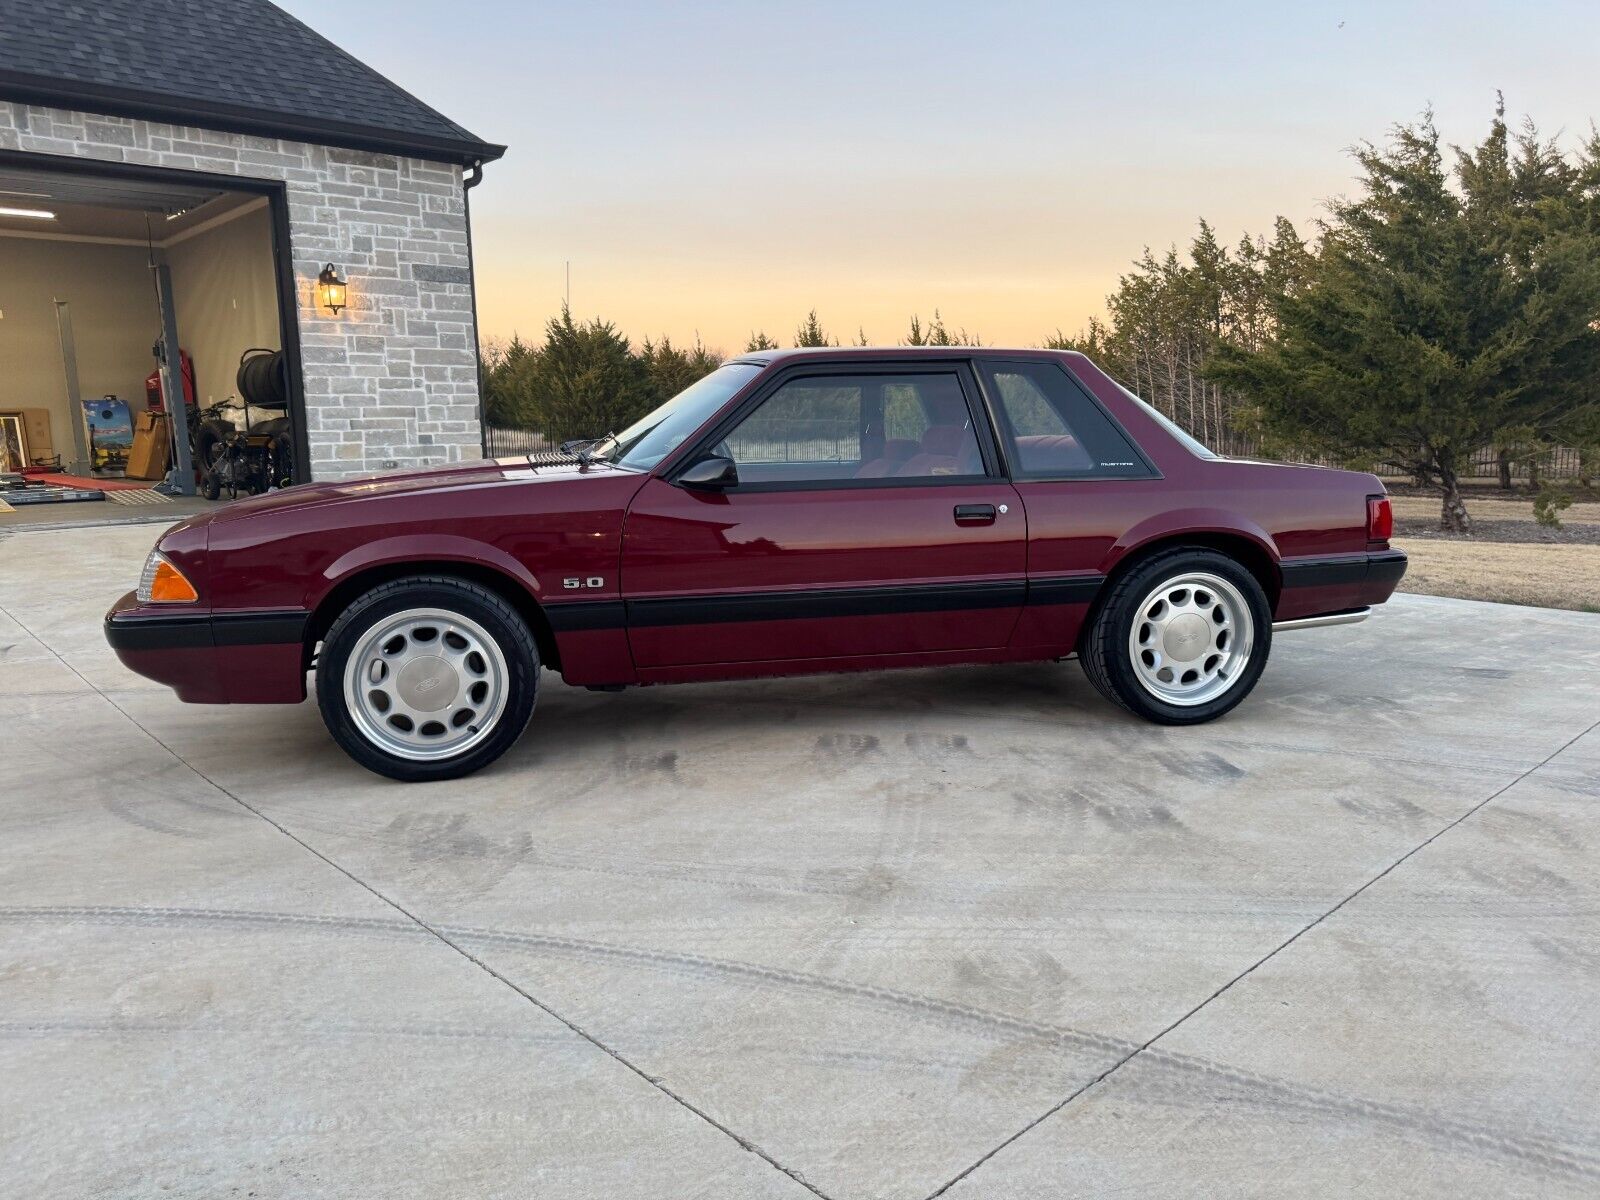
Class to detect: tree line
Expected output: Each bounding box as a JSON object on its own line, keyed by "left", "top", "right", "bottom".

{"left": 482, "top": 98, "right": 1600, "bottom": 530}
{"left": 480, "top": 307, "right": 978, "bottom": 441}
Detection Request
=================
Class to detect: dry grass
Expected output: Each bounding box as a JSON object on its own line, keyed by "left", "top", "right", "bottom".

{"left": 1394, "top": 538, "right": 1600, "bottom": 611}
{"left": 1388, "top": 494, "right": 1600, "bottom": 526}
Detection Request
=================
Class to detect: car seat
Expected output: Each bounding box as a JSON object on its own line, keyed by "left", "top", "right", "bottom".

{"left": 1014, "top": 433, "right": 1093, "bottom": 473}
{"left": 896, "top": 424, "right": 982, "bottom": 477}
{"left": 854, "top": 438, "right": 919, "bottom": 478}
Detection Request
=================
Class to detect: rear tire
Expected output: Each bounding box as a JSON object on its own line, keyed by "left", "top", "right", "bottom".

{"left": 269, "top": 430, "right": 295, "bottom": 487}
{"left": 1080, "top": 547, "right": 1271, "bottom": 725}
{"left": 315, "top": 576, "right": 539, "bottom": 781}
{"left": 194, "top": 419, "right": 232, "bottom": 475}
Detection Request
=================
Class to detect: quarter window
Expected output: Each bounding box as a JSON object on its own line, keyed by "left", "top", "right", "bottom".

{"left": 720, "top": 373, "right": 986, "bottom": 485}
{"left": 979, "top": 361, "right": 1151, "bottom": 479}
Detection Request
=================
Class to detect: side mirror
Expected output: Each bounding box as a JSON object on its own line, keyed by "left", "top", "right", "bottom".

{"left": 678, "top": 454, "right": 738, "bottom": 491}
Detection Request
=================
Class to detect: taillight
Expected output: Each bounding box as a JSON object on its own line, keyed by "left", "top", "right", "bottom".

{"left": 1367, "top": 495, "right": 1393, "bottom": 542}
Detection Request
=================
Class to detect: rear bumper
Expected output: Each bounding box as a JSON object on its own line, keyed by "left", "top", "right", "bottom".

{"left": 1275, "top": 549, "right": 1407, "bottom": 624}
{"left": 104, "top": 591, "right": 309, "bottom": 703}
{"left": 1273, "top": 607, "right": 1369, "bottom": 633}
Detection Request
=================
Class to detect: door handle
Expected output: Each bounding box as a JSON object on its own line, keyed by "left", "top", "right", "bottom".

{"left": 953, "top": 503, "right": 997, "bottom": 525}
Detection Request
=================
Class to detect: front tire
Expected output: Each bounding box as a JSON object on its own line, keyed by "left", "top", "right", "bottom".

{"left": 1080, "top": 547, "right": 1271, "bottom": 725}
{"left": 315, "top": 577, "right": 539, "bottom": 781}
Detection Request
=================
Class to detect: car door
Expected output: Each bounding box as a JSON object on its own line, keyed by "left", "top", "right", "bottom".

{"left": 620, "top": 362, "right": 1026, "bottom": 670}
{"left": 973, "top": 357, "right": 1163, "bottom": 654}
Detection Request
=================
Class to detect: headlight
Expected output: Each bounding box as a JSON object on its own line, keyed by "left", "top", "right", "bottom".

{"left": 136, "top": 551, "right": 199, "bottom": 604}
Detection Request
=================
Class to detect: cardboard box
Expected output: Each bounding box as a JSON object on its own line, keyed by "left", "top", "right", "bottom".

{"left": 125, "top": 411, "right": 171, "bottom": 480}
{"left": 19, "top": 409, "right": 54, "bottom": 464}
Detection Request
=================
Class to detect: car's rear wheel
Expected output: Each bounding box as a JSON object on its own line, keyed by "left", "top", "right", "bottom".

{"left": 315, "top": 577, "right": 538, "bottom": 781}
{"left": 1080, "top": 547, "right": 1270, "bottom": 724}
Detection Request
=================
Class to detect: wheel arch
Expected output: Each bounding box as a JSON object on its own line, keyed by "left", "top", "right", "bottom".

{"left": 1091, "top": 522, "right": 1282, "bottom": 634}
{"left": 305, "top": 559, "right": 561, "bottom": 674}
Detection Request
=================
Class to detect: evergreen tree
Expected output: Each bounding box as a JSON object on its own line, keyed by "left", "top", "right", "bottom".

{"left": 793, "top": 309, "right": 836, "bottom": 347}
{"left": 905, "top": 310, "right": 980, "bottom": 346}
{"left": 481, "top": 334, "right": 542, "bottom": 429}
{"left": 528, "top": 307, "right": 655, "bottom": 443}
{"left": 640, "top": 335, "right": 724, "bottom": 404}
{"left": 687, "top": 336, "right": 724, "bottom": 378}
{"left": 745, "top": 330, "right": 780, "bottom": 352}
{"left": 1043, "top": 318, "right": 1108, "bottom": 357}
{"left": 1211, "top": 106, "right": 1600, "bottom": 530}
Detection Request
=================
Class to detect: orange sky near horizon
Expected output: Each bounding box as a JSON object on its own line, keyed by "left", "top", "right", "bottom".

{"left": 467, "top": 157, "right": 1334, "bottom": 354}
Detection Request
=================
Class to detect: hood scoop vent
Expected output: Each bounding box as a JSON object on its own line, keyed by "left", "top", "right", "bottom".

{"left": 524, "top": 447, "right": 584, "bottom": 467}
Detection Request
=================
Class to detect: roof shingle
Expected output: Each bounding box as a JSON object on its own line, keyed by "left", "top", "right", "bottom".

{"left": 0, "top": 0, "right": 504, "bottom": 164}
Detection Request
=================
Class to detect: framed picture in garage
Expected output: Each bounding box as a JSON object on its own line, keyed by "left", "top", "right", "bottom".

{"left": 0, "top": 413, "right": 29, "bottom": 473}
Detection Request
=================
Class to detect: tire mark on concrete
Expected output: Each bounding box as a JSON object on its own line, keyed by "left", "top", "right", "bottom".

{"left": 924, "top": 712, "right": 1600, "bottom": 1198}
{"left": 4, "top": 903, "right": 1597, "bottom": 1184}
{"left": 1131, "top": 1045, "right": 1600, "bottom": 1182}
{"left": 98, "top": 796, "right": 205, "bottom": 839}
{"left": 0, "top": 904, "right": 1132, "bottom": 1059}
{"left": 0, "top": 1018, "right": 574, "bottom": 1046}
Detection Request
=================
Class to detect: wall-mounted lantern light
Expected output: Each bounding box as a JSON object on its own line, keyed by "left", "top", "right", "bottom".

{"left": 317, "top": 263, "right": 348, "bottom": 315}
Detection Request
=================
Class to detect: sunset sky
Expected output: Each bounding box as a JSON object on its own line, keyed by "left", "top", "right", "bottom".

{"left": 285, "top": 0, "right": 1599, "bottom": 355}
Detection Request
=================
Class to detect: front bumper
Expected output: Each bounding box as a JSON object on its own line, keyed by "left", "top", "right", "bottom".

{"left": 105, "top": 590, "right": 310, "bottom": 703}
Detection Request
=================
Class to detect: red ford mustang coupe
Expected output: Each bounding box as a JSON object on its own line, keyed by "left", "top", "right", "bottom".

{"left": 107, "top": 349, "right": 1405, "bottom": 781}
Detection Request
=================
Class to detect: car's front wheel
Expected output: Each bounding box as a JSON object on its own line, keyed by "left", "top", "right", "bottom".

{"left": 1080, "top": 547, "right": 1270, "bottom": 724}
{"left": 315, "top": 577, "right": 539, "bottom": 781}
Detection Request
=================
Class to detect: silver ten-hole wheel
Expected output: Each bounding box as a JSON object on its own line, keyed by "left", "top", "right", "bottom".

{"left": 343, "top": 607, "right": 509, "bottom": 761}
{"left": 316, "top": 577, "right": 540, "bottom": 781}
{"left": 1080, "top": 547, "right": 1271, "bottom": 725}
{"left": 1127, "top": 572, "right": 1255, "bottom": 706}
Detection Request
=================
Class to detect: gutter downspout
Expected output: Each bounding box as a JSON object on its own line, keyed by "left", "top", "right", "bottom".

{"left": 462, "top": 159, "right": 488, "bottom": 460}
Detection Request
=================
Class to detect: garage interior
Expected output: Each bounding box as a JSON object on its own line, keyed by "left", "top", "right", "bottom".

{"left": 0, "top": 163, "right": 296, "bottom": 521}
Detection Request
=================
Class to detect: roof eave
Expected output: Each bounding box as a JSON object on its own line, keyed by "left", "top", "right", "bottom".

{"left": 0, "top": 71, "right": 506, "bottom": 167}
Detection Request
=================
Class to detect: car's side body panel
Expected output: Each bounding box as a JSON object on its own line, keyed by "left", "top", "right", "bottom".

{"left": 104, "top": 348, "right": 1405, "bottom": 707}
{"left": 108, "top": 462, "right": 650, "bottom": 699}
{"left": 618, "top": 475, "right": 1028, "bottom": 669}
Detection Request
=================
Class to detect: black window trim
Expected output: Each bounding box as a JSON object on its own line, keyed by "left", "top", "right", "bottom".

{"left": 664, "top": 360, "right": 1007, "bottom": 494}
{"left": 973, "top": 357, "right": 1162, "bottom": 483}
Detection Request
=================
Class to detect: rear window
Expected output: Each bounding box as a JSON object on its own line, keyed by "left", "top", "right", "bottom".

{"left": 1115, "top": 383, "right": 1220, "bottom": 460}
{"left": 978, "top": 361, "right": 1153, "bottom": 478}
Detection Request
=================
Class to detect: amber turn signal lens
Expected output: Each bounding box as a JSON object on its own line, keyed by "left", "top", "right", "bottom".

{"left": 149, "top": 559, "right": 199, "bottom": 603}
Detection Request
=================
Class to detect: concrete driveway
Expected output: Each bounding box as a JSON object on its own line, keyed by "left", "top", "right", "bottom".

{"left": 3, "top": 522, "right": 1598, "bottom": 1199}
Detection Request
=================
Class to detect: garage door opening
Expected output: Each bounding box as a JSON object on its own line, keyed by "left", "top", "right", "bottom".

{"left": 0, "top": 162, "right": 302, "bottom": 523}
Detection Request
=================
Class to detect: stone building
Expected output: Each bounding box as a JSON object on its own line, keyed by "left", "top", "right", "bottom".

{"left": 0, "top": 0, "right": 504, "bottom": 483}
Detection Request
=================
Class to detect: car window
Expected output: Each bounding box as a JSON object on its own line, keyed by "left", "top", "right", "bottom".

{"left": 605, "top": 363, "right": 762, "bottom": 471}
{"left": 721, "top": 373, "right": 986, "bottom": 485}
{"left": 980, "top": 361, "right": 1152, "bottom": 478}
{"left": 1115, "top": 382, "right": 1220, "bottom": 459}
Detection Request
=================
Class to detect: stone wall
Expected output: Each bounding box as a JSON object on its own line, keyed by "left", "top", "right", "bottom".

{"left": 0, "top": 102, "right": 483, "bottom": 479}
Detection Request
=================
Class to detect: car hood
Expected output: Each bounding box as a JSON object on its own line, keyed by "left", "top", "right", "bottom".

{"left": 205, "top": 456, "right": 635, "bottom": 525}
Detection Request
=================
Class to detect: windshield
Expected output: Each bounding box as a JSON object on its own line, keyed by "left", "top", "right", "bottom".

{"left": 1116, "top": 383, "right": 1219, "bottom": 460}
{"left": 590, "top": 363, "right": 763, "bottom": 470}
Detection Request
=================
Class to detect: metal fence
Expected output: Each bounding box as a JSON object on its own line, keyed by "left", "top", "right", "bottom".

{"left": 726, "top": 417, "right": 859, "bottom": 464}
{"left": 1209, "top": 436, "right": 1588, "bottom": 480}
{"left": 483, "top": 426, "right": 553, "bottom": 459}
